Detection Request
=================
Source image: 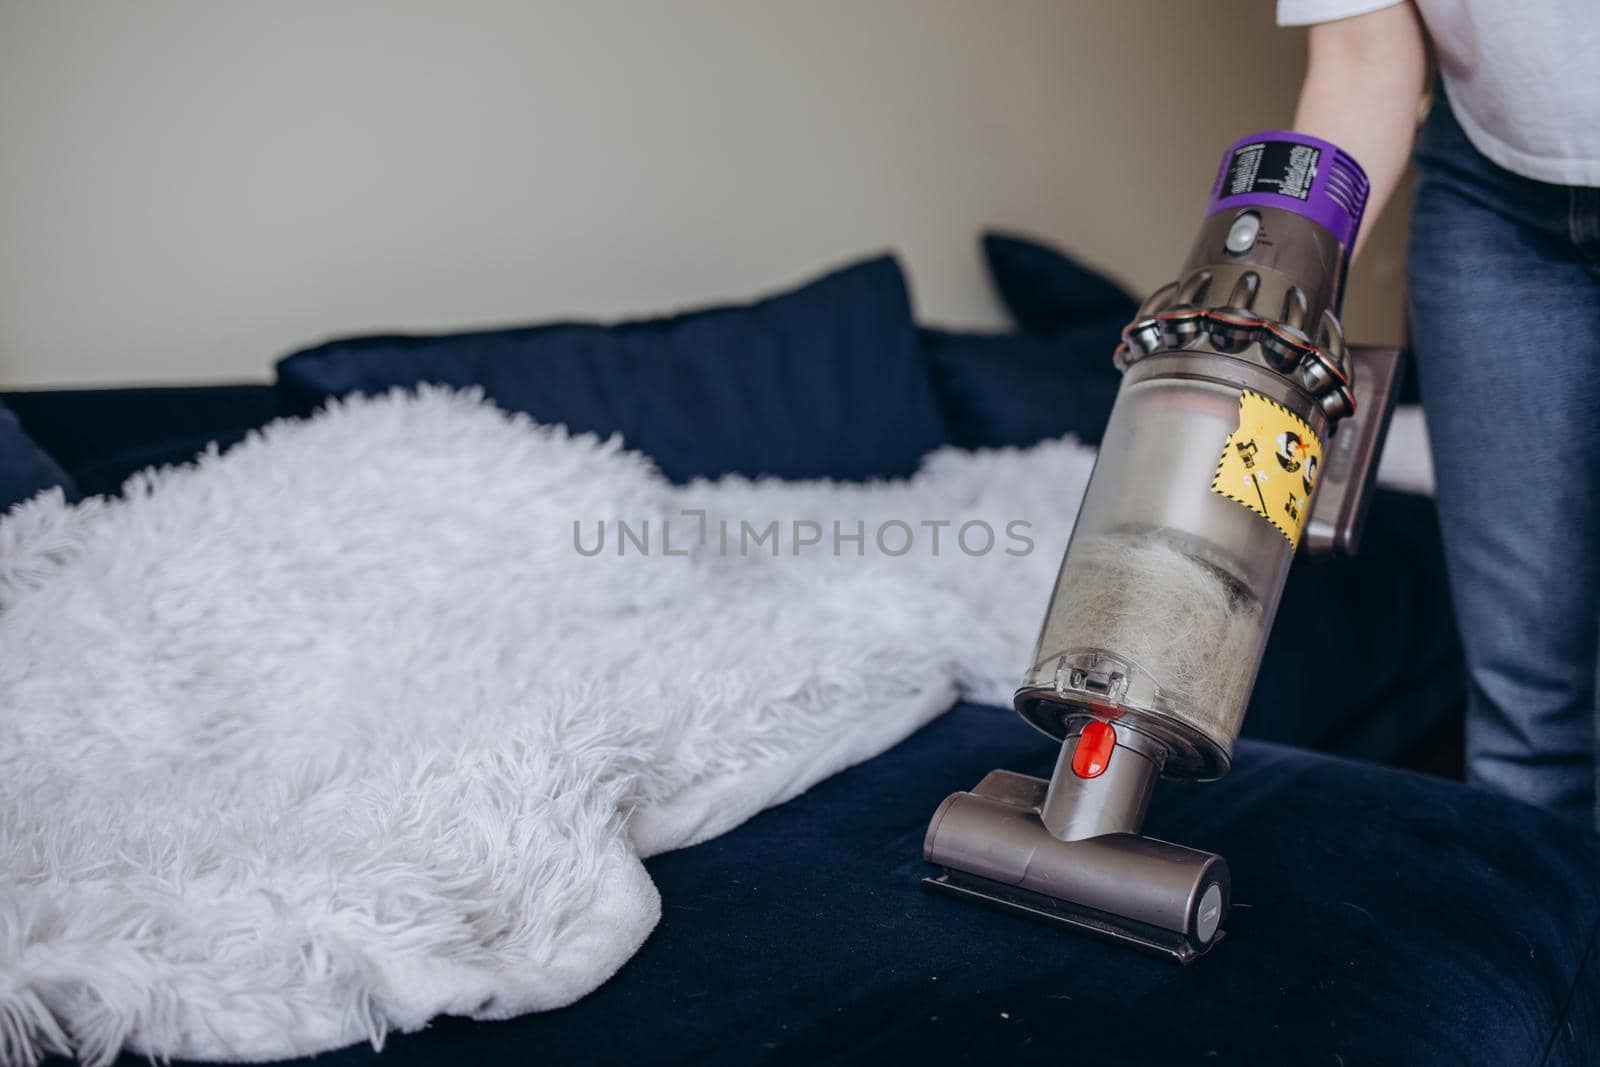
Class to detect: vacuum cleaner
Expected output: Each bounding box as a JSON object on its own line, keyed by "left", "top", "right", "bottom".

{"left": 923, "top": 132, "right": 1403, "bottom": 962}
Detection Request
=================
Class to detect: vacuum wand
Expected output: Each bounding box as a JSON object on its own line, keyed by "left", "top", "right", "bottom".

{"left": 923, "top": 131, "right": 1403, "bottom": 962}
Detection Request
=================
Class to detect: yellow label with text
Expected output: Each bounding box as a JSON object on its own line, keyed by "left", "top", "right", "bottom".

{"left": 1210, "top": 390, "right": 1322, "bottom": 546}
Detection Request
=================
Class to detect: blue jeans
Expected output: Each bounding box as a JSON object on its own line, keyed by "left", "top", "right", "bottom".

{"left": 1408, "top": 89, "right": 1600, "bottom": 827}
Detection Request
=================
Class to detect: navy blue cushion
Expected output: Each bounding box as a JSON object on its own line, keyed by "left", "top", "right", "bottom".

{"left": 922, "top": 327, "right": 1123, "bottom": 447}
{"left": 984, "top": 231, "right": 1139, "bottom": 335}
{"left": 0, "top": 400, "right": 79, "bottom": 510}
{"left": 2, "top": 386, "right": 277, "bottom": 498}
{"left": 188, "top": 703, "right": 1596, "bottom": 1067}
{"left": 934, "top": 232, "right": 1136, "bottom": 451}
{"left": 276, "top": 257, "right": 946, "bottom": 484}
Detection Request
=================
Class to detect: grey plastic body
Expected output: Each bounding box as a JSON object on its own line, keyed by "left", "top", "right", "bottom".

{"left": 1015, "top": 207, "right": 1399, "bottom": 777}
{"left": 922, "top": 191, "right": 1401, "bottom": 961}
{"left": 1303, "top": 346, "right": 1404, "bottom": 556}
{"left": 1016, "top": 360, "right": 1306, "bottom": 776}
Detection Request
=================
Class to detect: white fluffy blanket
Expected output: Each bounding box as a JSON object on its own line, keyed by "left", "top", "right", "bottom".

{"left": 0, "top": 389, "right": 1092, "bottom": 1066}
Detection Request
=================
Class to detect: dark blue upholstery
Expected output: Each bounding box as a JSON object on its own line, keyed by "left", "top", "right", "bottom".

{"left": 922, "top": 327, "right": 1123, "bottom": 447}
{"left": 0, "top": 399, "right": 79, "bottom": 510}
{"left": 153, "top": 704, "right": 1589, "bottom": 1067}
{"left": 956, "top": 231, "right": 1135, "bottom": 448}
{"left": 983, "top": 231, "right": 1139, "bottom": 335}
{"left": 276, "top": 257, "right": 946, "bottom": 484}
{"left": 2, "top": 386, "right": 277, "bottom": 498}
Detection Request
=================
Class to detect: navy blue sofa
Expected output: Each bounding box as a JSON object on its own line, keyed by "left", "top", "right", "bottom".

{"left": 6, "top": 241, "right": 1595, "bottom": 1065}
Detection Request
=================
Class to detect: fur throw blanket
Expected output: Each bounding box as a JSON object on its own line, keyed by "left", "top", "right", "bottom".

{"left": 0, "top": 389, "right": 1092, "bottom": 1065}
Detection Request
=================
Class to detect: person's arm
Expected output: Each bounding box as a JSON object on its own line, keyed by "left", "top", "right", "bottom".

{"left": 1290, "top": 2, "right": 1428, "bottom": 257}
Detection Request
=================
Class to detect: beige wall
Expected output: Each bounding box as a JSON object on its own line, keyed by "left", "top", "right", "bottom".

{"left": 0, "top": 0, "right": 1408, "bottom": 389}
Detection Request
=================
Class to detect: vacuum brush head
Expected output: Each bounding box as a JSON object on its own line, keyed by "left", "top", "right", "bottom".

{"left": 922, "top": 726, "right": 1229, "bottom": 964}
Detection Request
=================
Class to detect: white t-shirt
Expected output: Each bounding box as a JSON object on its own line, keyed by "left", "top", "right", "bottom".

{"left": 1278, "top": 0, "right": 1600, "bottom": 187}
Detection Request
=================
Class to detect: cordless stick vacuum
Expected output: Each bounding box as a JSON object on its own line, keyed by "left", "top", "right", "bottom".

{"left": 923, "top": 132, "right": 1403, "bottom": 962}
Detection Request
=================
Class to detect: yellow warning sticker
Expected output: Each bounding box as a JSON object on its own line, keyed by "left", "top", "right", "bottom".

{"left": 1211, "top": 389, "right": 1323, "bottom": 546}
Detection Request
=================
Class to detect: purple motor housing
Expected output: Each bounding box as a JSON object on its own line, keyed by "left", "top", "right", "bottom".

{"left": 1206, "top": 131, "right": 1369, "bottom": 251}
